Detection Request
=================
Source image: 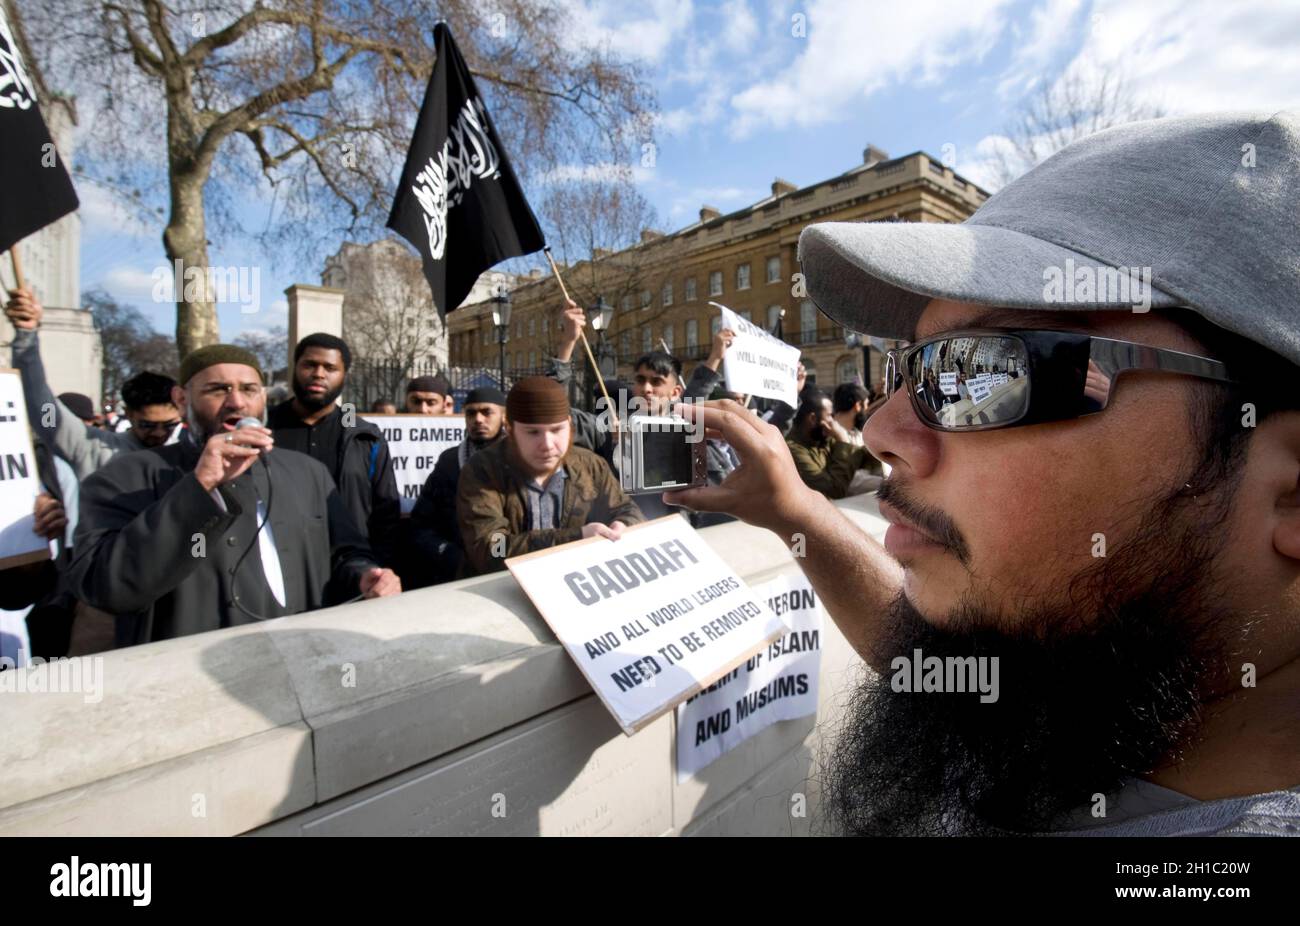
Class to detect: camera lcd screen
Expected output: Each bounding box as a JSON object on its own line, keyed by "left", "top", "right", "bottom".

{"left": 640, "top": 427, "right": 693, "bottom": 489}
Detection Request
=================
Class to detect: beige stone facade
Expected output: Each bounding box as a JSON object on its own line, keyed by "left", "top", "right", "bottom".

{"left": 447, "top": 147, "right": 987, "bottom": 397}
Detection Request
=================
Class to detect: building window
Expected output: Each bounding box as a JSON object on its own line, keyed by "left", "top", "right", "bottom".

{"left": 640, "top": 289, "right": 651, "bottom": 309}
{"left": 662, "top": 323, "right": 674, "bottom": 352}
{"left": 542, "top": 315, "right": 550, "bottom": 333}
{"left": 800, "top": 300, "right": 818, "bottom": 344}
{"left": 662, "top": 282, "right": 673, "bottom": 306}
{"left": 529, "top": 350, "right": 537, "bottom": 369}
{"left": 837, "top": 357, "right": 858, "bottom": 385}
{"left": 736, "top": 263, "right": 751, "bottom": 290}
{"left": 621, "top": 294, "right": 632, "bottom": 312}
{"left": 739, "top": 309, "right": 751, "bottom": 323}
{"left": 620, "top": 329, "right": 632, "bottom": 358}
{"left": 709, "top": 270, "right": 722, "bottom": 296}
{"left": 711, "top": 314, "right": 723, "bottom": 337}
{"left": 766, "top": 255, "right": 781, "bottom": 284}
{"left": 767, "top": 305, "right": 782, "bottom": 333}
{"left": 686, "top": 318, "right": 699, "bottom": 349}
{"left": 642, "top": 324, "right": 652, "bottom": 352}
{"left": 803, "top": 359, "right": 818, "bottom": 385}
{"left": 528, "top": 316, "right": 535, "bottom": 338}
{"left": 684, "top": 277, "right": 697, "bottom": 301}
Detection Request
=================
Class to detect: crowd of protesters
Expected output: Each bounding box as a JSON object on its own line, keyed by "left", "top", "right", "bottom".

{"left": 1, "top": 288, "right": 882, "bottom": 658}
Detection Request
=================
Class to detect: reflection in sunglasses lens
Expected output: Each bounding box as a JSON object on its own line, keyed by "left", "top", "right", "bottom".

{"left": 909, "top": 336, "right": 1029, "bottom": 429}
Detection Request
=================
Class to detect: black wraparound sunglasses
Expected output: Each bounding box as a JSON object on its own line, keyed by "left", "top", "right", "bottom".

{"left": 884, "top": 328, "right": 1236, "bottom": 432}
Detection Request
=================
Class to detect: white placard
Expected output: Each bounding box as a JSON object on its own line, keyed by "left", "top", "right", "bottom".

{"left": 506, "top": 515, "right": 792, "bottom": 735}
{"left": 0, "top": 370, "right": 48, "bottom": 568}
{"left": 360, "top": 414, "right": 465, "bottom": 513}
{"left": 675, "top": 572, "right": 823, "bottom": 780}
{"left": 967, "top": 374, "right": 993, "bottom": 405}
{"left": 938, "top": 371, "right": 959, "bottom": 396}
{"left": 993, "top": 372, "right": 1009, "bottom": 388}
{"left": 710, "top": 302, "right": 802, "bottom": 407}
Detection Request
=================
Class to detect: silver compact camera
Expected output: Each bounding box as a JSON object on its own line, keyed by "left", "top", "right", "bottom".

{"left": 617, "top": 414, "right": 708, "bottom": 495}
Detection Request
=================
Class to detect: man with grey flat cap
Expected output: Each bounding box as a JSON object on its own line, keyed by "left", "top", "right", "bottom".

{"left": 70, "top": 345, "right": 401, "bottom": 647}
{"left": 665, "top": 110, "right": 1300, "bottom": 837}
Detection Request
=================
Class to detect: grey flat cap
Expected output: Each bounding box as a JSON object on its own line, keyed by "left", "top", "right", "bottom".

{"left": 798, "top": 110, "right": 1300, "bottom": 365}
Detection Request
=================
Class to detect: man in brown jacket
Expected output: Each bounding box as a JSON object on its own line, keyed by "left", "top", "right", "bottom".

{"left": 457, "top": 377, "right": 645, "bottom": 576}
{"left": 786, "top": 387, "right": 872, "bottom": 499}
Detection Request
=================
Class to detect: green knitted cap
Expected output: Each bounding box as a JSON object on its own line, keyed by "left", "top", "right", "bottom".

{"left": 179, "top": 344, "right": 264, "bottom": 386}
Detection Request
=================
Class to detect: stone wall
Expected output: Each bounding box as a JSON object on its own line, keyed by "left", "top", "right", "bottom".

{"left": 0, "top": 497, "right": 886, "bottom": 836}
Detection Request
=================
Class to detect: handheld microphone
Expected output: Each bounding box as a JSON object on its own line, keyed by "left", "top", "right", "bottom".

{"left": 235, "top": 416, "right": 268, "bottom": 454}
{"left": 229, "top": 414, "right": 277, "bottom": 621}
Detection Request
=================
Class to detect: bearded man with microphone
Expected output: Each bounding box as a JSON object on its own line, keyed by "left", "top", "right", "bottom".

{"left": 69, "top": 345, "right": 401, "bottom": 647}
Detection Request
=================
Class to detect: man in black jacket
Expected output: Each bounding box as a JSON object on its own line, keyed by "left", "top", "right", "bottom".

{"left": 70, "top": 345, "right": 401, "bottom": 647}
{"left": 267, "top": 333, "right": 401, "bottom": 568}
{"left": 408, "top": 386, "right": 507, "bottom": 585}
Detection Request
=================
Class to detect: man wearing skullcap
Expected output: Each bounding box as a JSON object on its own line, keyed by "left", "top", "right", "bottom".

{"left": 456, "top": 377, "right": 645, "bottom": 576}
{"left": 405, "top": 374, "right": 455, "bottom": 415}
{"left": 409, "top": 386, "right": 508, "bottom": 585}
{"left": 267, "top": 333, "right": 401, "bottom": 567}
{"left": 70, "top": 344, "right": 401, "bottom": 646}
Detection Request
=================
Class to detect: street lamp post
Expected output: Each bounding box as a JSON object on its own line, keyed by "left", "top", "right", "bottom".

{"left": 491, "top": 284, "right": 512, "bottom": 390}
{"left": 587, "top": 294, "right": 616, "bottom": 382}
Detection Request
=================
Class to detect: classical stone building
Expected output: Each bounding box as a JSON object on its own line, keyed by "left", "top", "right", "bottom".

{"left": 0, "top": 0, "right": 101, "bottom": 408}
{"left": 446, "top": 146, "right": 987, "bottom": 400}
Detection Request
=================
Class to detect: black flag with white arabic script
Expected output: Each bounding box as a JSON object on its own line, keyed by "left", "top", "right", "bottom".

{"left": 0, "top": 2, "right": 78, "bottom": 256}
{"left": 387, "top": 23, "right": 545, "bottom": 317}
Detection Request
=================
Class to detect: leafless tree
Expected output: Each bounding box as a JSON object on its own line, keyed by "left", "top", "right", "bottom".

{"left": 335, "top": 239, "right": 442, "bottom": 404}
{"left": 18, "top": 0, "right": 656, "bottom": 358}
{"left": 232, "top": 325, "right": 288, "bottom": 383}
{"left": 990, "top": 68, "right": 1163, "bottom": 188}
{"left": 539, "top": 173, "right": 678, "bottom": 358}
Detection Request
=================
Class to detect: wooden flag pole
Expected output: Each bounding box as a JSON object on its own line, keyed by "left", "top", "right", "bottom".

{"left": 9, "top": 244, "right": 26, "bottom": 290}
{"left": 543, "top": 247, "right": 611, "bottom": 407}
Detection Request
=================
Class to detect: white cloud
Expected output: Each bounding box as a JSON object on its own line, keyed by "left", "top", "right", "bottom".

{"left": 667, "top": 184, "right": 764, "bottom": 218}
{"left": 76, "top": 183, "right": 156, "bottom": 240}
{"left": 564, "top": 0, "right": 696, "bottom": 64}
{"left": 98, "top": 265, "right": 165, "bottom": 305}
{"left": 538, "top": 163, "right": 656, "bottom": 184}
{"left": 727, "top": 0, "right": 1016, "bottom": 138}
{"left": 996, "top": 0, "right": 1085, "bottom": 99}
{"left": 1075, "top": 0, "right": 1300, "bottom": 114}
{"left": 962, "top": 0, "right": 1300, "bottom": 191}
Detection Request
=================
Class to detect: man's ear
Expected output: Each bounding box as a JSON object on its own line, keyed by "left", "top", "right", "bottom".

{"left": 1274, "top": 474, "right": 1300, "bottom": 561}
{"left": 1266, "top": 417, "right": 1300, "bottom": 561}
{"left": 171, "top": 385, "right": 187, "bottom": 411}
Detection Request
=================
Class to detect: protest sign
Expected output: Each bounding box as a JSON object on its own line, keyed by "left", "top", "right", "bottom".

{"left": 710, "top": 302, "right": 801, "bottom": 406}
{"left": 0, "top": 370, "right": 48, "bottom": 569}
{"left": 939, "top": 371, "right": 959, "bottom": 396}
{"left": 360, "top": 414, "right": 465, "bottom": 513}
{"left": 967, "top": 374, "right": 993, "bottom": 404}
{"left": 507, "top": 515, "right": 792, "bottom": 735}
{"left": 675, "top": 572, "right": 823, "bottom": 780}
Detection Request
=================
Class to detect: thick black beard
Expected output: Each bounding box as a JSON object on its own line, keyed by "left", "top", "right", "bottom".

{"left": 822, "top": 486, "right": 1245, "bottom": 837}
{"left": 293, "top": 379, "right": 344, "bottom": 411}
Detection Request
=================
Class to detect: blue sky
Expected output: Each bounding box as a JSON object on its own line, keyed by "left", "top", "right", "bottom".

{"left": 74, "top": 0, "right": 1300, "bottom": 340}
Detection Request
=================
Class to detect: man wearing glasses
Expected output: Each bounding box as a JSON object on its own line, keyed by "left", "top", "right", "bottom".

{"left": 666, "top": 111, "right": 1300, "bottom": 836}
{"left": 70, "top": 344, "right": 401, "bottom": 646}
{"left": 4, "top": 288, "right": 186, "bottom": 479}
